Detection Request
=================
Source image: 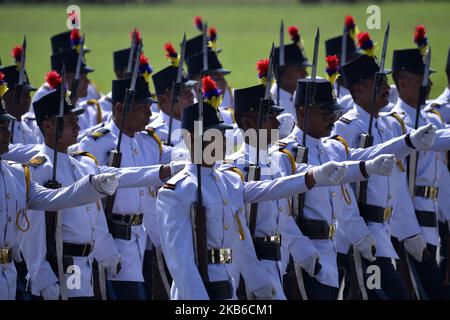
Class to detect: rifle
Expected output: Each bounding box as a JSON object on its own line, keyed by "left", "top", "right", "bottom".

{"left": 407, "top": 47, "right": 431, "bottom": 197}
{"left": 248, "top": 44, "right": 274, "bottom": 238}
{"left": 356, "top": 22, "right": 390, "bottom": 204}
{"left": 351, "top": 23, "right": 390, "bottom": 301}
{"left": 103, "top": 42, "right": 142, "bottom": 218}
{"left": 10, "top": 36, "right": 26, "bottom": 143}
{"left": 166, "top": 33, "right": 187, "bottom": 147}
{"left": 287, "top": 28, "right": 319, "bottom": 301}
{"left": 277, "top": 21, "right": 284, "bottom": 107}
{"left": 69, "top": 33, "right": 85, "bottom": 103}
{"left": 191, "top": 22, "right": 209, "bottom": 285}
{"left": 337, "top": 26, "right": 348, "bottom": 97}
{"left": 126, "top": 28, "right": 138, "bottom": 76}
{"left": 44, "top": 65, "right": 67, "bottom": 300}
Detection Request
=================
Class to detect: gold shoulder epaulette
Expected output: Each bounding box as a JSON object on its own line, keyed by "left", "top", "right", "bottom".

{"left": 87, "top": 99, "right": 103, "bottom": 124}
{"left": 26, "top": 156, "right": 47, "bottom": 168}
{"left": 162, "top": 183, "right": 176, "bottom": 190}
{"left": 70, "top": 151, "right": 99, "bottom": 165}
{"left": 330, "top": 135, "right": 350, "bottom": 156}
{"left": 89, "top": 127, "right": 110, "bottom": 140}
{"left": 145, "top": 128, "right": 163, "bottom": 155}
{"left": 338, "top": 117, "right": 352, "bottom": 124}
{"left": 427, "top": 108, "right": 445, "bottom": 124}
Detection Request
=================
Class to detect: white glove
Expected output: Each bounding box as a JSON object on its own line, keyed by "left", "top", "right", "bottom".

{"left": 296, "top": 252, "right": 321, "bottom": 277}
{"left": 355, "top": 234, "right": 377, "bottom": 262}
{"left": 170, "top": 161, "right": 187, "bottom": 177}
{"left": 41, "top": 283, "right": 60, "bottom": 300}
{"left": 249, "top": 284, "right": 277, "bottom": 300}
{"left": 404, "top": 234, "right": 427, "bottom": 262}
{"left": 312, "top": 161, "right": 347, "bottom": 186}
{"left": 90, "top": 173, "right": 119, "bottom": 196}
{"left": 100, "top": 254, "right": 122, "bottom": 277}
{"left": 410, "top": 123, "right": 437, "bottom": 150}
{"left": 365, "top": 154, "right": 396, "bottom": 176}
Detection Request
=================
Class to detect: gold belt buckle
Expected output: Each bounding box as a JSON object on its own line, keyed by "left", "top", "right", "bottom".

{"left": 265, "top": 233, "right": 282, "bottom": 244}
{"left": 328, "top": 224, "right": 336, "bottom": 239}
{"left": 0, "top": 248, "right": 10, "bottom": 264}
{"left": 425, "top": 186, "right": 438, "bottom": 199}
{"left": 383, "top": 207, "right": 393, "bottom": 220}
{"left": 219, "top": 248, "right": 232, "bottom": 264}
{"left": 131, "top": 214, "right": 141, "bottom": 225}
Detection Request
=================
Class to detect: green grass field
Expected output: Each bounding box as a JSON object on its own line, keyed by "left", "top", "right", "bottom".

{"left": 1, "top": 1, "right": 449, "bottom": 98}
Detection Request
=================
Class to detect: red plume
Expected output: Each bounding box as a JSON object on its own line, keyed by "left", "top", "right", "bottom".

{"left": 208, "top": 27, "right": 217, "bottom": 41}
{"left": 326, "top": 55, "right": 340, "bottom": 71}
{"left": 357, "top": 32, "right": 371, "bottom": 48}
{"left": 130, "top": 28, "right": 141, "bottom": 45}
{"left": 256, "top": 58, "right": 269, "bottom": 79}
{"left": 11, "top": 45, "right": 23, "bottom": 61}
{"left": 345, "top": 16, "right": 355, "bottom": 29}
{"left": 45, "top": 71, "right": 62, "bottom": 89}
{"left": 288, "top": 26, "right": 300, "bottom": 44}
{"left": 0, "top": 72, "right": 5, "bottom": 82}
{"left": 202, "top": 76, "right": 218, "bottom": 94}
{"left": 70, "top": 29, "right": 81, "bottom": 41}
{"left": 164, "top": 42, "right": 178, "bottom": 58}
{"left": 194, "top": 16, "right": 203, "bottom": 31}
{"left": 414, "top": 25, "right": 428, "bottom": 46}
{"left": 139, "top": 53, "right": 149, "bottom": 66}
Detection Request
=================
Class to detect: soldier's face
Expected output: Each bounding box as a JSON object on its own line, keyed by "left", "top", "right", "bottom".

{"left": 239, "top": 111, "right": 280, "bottom": 146}
{"left": 128, "top": 102, "right": 152, "bottom": 132}
{"left": 280, "top": 65, "right": 308, "bottom": 93}
{"left": 298, "top": 106, "right": 342, "bottom": 138}
{"left": 354, "top": 74, "right": 390, "bottom": 111}
{"left": 210, "top": 72, "right": 228, "bottom": 93}
{"left": 60, "top": 114, "right": 80, "bottom": 147}
{"left": 2, "top": 87, "right": 31, "bottom": 118}
{"left": 159, "top": 86, "right": 195, "bottom": 120}
{"left": 397, "top": 71, "right": 433, "bottom": 102}
{"left": 0, "top": 120, "right": 11, "bottom": 154}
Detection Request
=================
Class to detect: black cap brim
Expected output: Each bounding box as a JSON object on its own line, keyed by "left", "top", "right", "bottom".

{"left": 206, "top": 123, "right": 234, "bottom": 131}
{"left": 135, "top": 97, "right": 158, "bottom": 105}
{"left": 319, "top": 101, "right": 344, "bottom": 113}
{"left": 183, "top": 80, "right": 197, "bottom": 87}
{"left": 270, "top": 105, "right": 284, "bottom": 114}
{"left": 69, "top": 106, "right": 85, "bottom": 116}
{"left": 0, "top": 112, "right": 17, "bottom": 121}
{"left": 214, "top": 68, "right": 231, "bottom": 75}
{"left": 81, "top": 66, "right": 95, "bottom": 74}
{"left": 24, "top": 84, "right": 37, "bottom": 92}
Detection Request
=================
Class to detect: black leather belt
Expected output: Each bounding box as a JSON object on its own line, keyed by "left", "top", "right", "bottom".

{"left": 253, "top": 234, "right": 282, "bottom": 261}
{"left": 299, "top": 218, "right": 336, "bottom": 240}
{"left": 0, "top": 248, "right": 12, "bottom": 264}
{"left": 415, "top": 210, "right": 437, "bottom": 228}
{"left": 63, "top": 243, "right": 93, "bottom": 257}
{"left": 205, "top": 280, "right": 233, "bottom": 300}
{"left": 108, "top": 213, "right": 144, "bottom": 241}
{"left": 111, "top": 213, "right": 143, "bottom": 225}
{"left": 359, "top": 203, "right": 393, "bottom": 223}
{"left": 207, "top": 248, "right": 232, "bottom": 264}
{"left": 415, "top": 186, "right": 439, "bottom": 200}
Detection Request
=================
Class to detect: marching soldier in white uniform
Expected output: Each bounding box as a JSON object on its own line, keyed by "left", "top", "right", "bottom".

{"left": 79, "top": 76, "right": 168, "bottom": 300}
{"left": 157, "top": 76, "right": 349, "bottom": 300}
{"left": 385, "top": 46, "right": 450, "bottom": 299}
{"left": 20, "top": 85, "right": 175, "bottom": 300}
{"left": 333, "top": 52, "right": 439, "bottom": 299}
{"left": 271, "top": 75, "right": 414, "bottom": 299}
{"left": 0, "top": 79, "right": 119, "bottom": 300}
{"left": 221, "top": 84, "right": 321, "bottom": 300}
